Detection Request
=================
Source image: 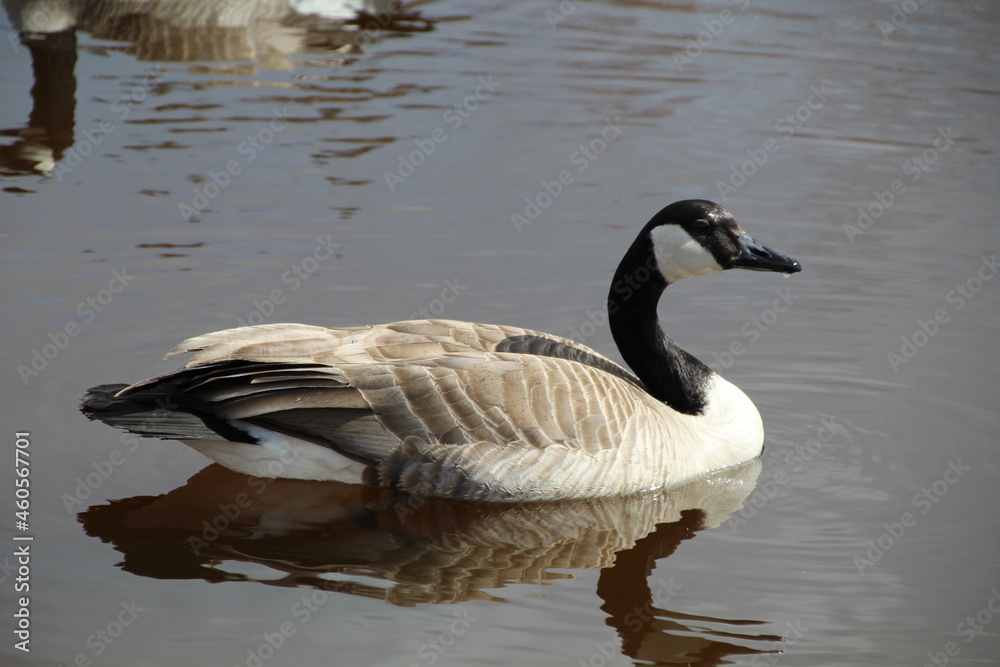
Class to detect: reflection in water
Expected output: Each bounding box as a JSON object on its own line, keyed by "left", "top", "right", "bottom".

{"left": 597, "top": 519, "right": 775, "bottom": 665}
{"left": 80, "top": 461, "right": 781, "bottom": 665}
{"left": 0, "top": 28, "right": 76, "bottom": 175}
{"left": 0, "top": 0, "right": 432, "bottom": 176}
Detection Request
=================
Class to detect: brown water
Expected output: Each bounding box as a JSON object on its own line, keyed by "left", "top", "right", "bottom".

{"left": 2, "top": 0, "right": 999, "bottom": 665}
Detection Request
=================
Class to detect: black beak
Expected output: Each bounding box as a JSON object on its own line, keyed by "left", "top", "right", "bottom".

{"left": 730, "top": 232, "right": 802, "bottom": 274}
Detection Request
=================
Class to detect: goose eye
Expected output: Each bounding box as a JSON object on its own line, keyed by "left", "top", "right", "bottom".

{"left": 690, "top": 219, "right": 709, "bottom": 232}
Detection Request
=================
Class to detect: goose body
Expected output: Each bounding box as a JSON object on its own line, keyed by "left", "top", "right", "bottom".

{"left": 82, "top": 200, "right": 801, "bottom": 501}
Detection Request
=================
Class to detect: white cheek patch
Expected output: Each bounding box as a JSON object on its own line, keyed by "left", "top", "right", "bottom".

{"left": 649, "top": 225, "right": 724, "bottom": 283}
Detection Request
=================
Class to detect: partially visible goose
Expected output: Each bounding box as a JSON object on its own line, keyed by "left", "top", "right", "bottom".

{"left": 81, "top": 200, "right": 801, "bottom": 501}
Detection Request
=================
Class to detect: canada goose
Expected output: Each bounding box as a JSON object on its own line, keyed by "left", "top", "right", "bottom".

{"left": 81, "top": 200, "right": 801, "bottom": 501}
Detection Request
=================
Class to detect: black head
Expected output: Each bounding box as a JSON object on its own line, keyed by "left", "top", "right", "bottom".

{"left": 643, "top": 200, "right": 802, "bottom": 283}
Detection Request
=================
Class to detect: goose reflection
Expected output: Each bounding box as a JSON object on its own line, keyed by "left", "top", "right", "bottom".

{"left": 80, "top": 460, "right": 780, "bottom": 665}
{"left": 0, "top": 0, "right": 432, "bottom": 176}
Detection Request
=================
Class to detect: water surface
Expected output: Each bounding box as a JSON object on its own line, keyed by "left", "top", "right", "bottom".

{"left": 1, "top": 0, "right": 998, "bottom": 665}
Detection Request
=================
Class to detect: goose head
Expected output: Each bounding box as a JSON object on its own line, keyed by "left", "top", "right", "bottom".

{"left": 608, "top": 199, "right": 801, "bottom": 415}
{"left": 645, "top": 199, "right": 801, "bottom": 284}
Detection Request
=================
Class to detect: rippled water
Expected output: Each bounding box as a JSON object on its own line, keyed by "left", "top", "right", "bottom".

{"left": 1, "top": 0, "right": 998, "bottom": 665}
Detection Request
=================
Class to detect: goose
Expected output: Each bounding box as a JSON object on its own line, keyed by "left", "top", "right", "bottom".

{"left": 81, "top": 199, "right": 801, "bottom": 501}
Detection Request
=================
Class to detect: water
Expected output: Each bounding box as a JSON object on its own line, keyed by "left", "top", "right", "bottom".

{"left": 1, "top": 0, "right": 998, "bottom": 665}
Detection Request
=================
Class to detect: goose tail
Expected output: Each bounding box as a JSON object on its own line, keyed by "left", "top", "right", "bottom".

{"left": 80, "top": 383, "right": 240, "bottom": 442}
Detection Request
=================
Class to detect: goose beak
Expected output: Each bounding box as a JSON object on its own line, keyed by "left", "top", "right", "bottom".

{"left": 731, "top": 233, "right": 802, "bottom": 274}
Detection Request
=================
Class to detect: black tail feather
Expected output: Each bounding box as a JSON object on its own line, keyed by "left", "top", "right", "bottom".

{"left": 80, "top": 383, "right": 256, "bottom": 443}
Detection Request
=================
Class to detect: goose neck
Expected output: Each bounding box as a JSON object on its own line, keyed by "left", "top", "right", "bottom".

{"left": 607, "top": 252, "right": 711, "bottom": 415}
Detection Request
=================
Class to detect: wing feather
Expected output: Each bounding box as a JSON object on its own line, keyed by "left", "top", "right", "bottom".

{"left": 104, "top": 319, "right": 685, "bottom": 498}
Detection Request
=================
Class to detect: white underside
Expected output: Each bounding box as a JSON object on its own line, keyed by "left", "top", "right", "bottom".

{"left": 178, "top": 376, "right": 763, "bottom": 491}
{"left": 674, "top": 374, "right": 764, "bottom": 476}
{"left": 182, "top": 422, "right": 368, "bottom": 483}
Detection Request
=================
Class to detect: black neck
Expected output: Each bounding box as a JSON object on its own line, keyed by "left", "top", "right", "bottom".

{"left": 607, "top": 234, "right": 712, "bottom": 415}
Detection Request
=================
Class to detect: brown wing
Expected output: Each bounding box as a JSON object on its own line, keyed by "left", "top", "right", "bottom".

{"left": 111, "top": 319, "right": 676, "bottom": 499}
